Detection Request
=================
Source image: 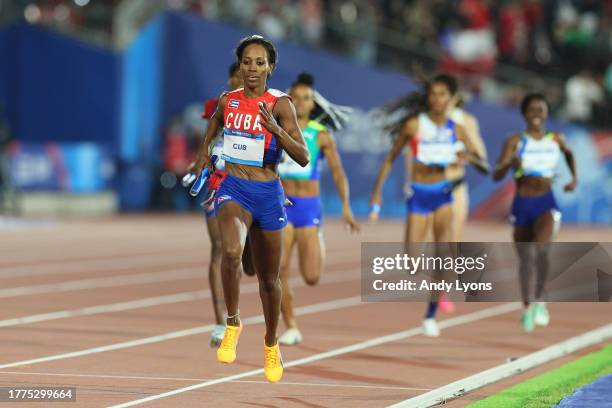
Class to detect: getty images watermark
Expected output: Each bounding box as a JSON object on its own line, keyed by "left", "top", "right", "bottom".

{"left": 371, "top": 252, "right": 491, "bottom": 293}
{"left": 361, "top": 242, "right": 612, "bottom": 302}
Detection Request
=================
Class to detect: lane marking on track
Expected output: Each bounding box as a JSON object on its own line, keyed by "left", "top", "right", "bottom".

{"left": 0, "top": 371, "right": 432, "bottom": 392}
{"left": 0, "top": 246, "right": 354, "bottom": 278}
{"left": 0, "top": 270, "right": 356, "bottom": 327}
{"left": 0, "top": 252, "right": 200, "bottom": 279}
{"left": 388, "top": 322, "right": 612, "bottom": 408}
{"left": 108, "top": 303, "right": 521, "bottom": 408}
{"left": 0, "top": 295, "right": 363, "bottom": 370}
{"left": 0, "top": 269, "right": 202, "bottom": 299}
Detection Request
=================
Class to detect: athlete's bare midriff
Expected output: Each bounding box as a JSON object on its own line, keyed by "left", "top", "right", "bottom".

{"left": 412, "top": 162, "right": 447, "bottom": 184}
{"left": 445, "top": 162, "right": 466, "bottom": 182}
{"left": 516, "top": 175, "right": 553, "bottom": 197}
{"left": 281, "top": 179, "right": 319, "bottom": 197}
{"left": 225, "top": 162, "right": 279, "bottom": 182}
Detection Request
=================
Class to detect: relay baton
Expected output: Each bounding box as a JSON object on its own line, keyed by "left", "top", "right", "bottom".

{"left": 189, "top": 168, "right": 210, "bottom": 197}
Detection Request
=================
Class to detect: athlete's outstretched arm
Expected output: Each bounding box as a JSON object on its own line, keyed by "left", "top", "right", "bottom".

{"left": 556, "top": 133, "right": 577, "bottom": 192}
{"left": 259, "top": 97, "right": 309, "bottom": 167}
{"left": 319, "top": 131, "right": 360, "bottom": 232}
{"left": 369, "top": 117, "right": 416, "bottom": 206}
{"left": 463, "top": 113, "right": 487, "bottom": 161}
{"left": 456, "top": 124, "right": 489, "bottom": 174}
{"left": 493, "top": 133, "right": 521, "bottom": 182}
{"left": 191, "top": 94, "right": 227, "bottom": 177}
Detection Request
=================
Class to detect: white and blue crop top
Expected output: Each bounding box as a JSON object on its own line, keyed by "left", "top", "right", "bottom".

{"left": 514, "top": 132, "right": 561, "bottom": 179}
{"left": 411, "top": 113, "right": 460, "bottom": 167}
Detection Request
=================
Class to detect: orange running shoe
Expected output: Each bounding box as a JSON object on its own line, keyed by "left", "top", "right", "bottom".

{"left": 263, "top": 342, "right": 284, "bottom": 383}
{"left": 217, "top": 324, "right": 242, "bottom": 364}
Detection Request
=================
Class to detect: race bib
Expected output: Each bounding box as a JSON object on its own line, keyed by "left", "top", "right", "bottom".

{"left": 518, "top": 135, "right": 561, "bottom": 178}
{"left": 222, "top": 129, "right": 265, "bottom": 167}
{"left": 521, "top": 149, "right": 560, "bottom": 177}
{"left": 416, "top": 141, "right": 458, "bottom": 166}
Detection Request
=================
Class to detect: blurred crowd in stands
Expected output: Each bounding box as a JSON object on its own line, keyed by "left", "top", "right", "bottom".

{"left": 0, "top": 0, "right": 116, "bottom": 45}
{"left": 1, "top": 0, "right": 610, "bottom": 127}
{"left": 176, "top": 0, "right": 612, "bottom": 127}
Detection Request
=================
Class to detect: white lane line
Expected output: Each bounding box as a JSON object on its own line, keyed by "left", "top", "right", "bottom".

{"left": 0, "top": 245, "right": 353, "bottom": 278}
{"left": 0, "top": 244, "right": 191, "bottom": 267}
{"left": 0, "top": 371, "right": 431, "bottom": 392}
{"left": 0, "top": 292, "right": 205, "bottom": 327}
{"left": 388, "top": 322, "right": 612, "bottom": 408}
{"left": 0, "top": 270, "right": 356, "bottom": 327}
{"left": 108, "top": 303, "right": 521, "bottom": 408}
{"left": 0, "top": 252, "right": 200, "bottom": 279}
{"left": 0, "top": 269, "right": 201, "bottom": 299}
{"left": 0, "top": 295, "right": 363, "bottom": 370}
